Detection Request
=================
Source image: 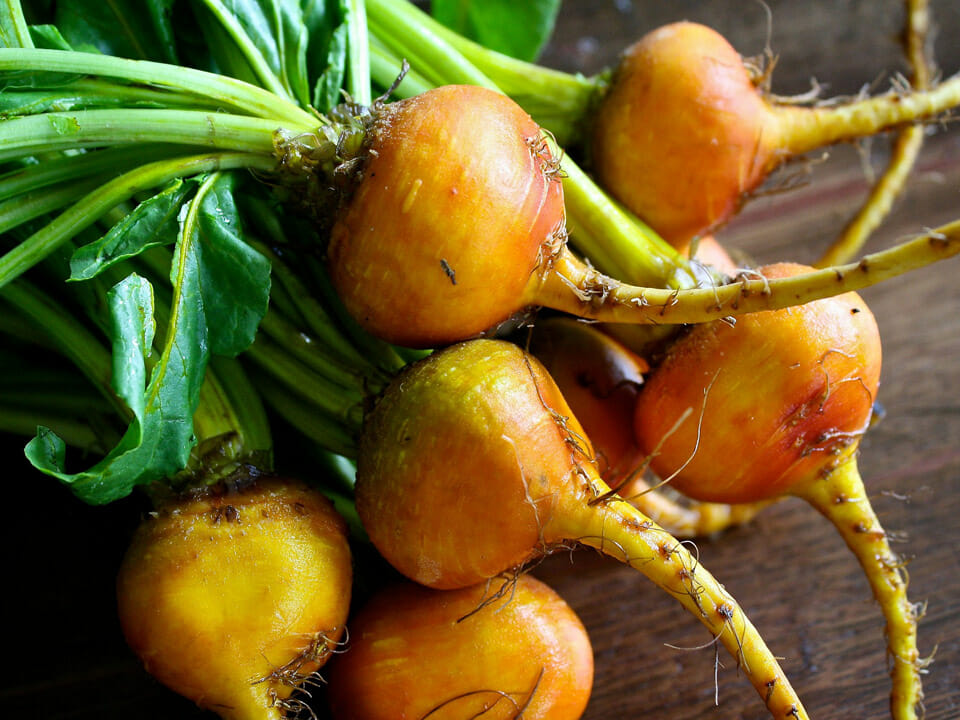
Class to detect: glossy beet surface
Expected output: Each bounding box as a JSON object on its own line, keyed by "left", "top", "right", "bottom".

{"left": 634, "top": 262, "right": 882, "bottom": 503}
{"left": 326, "top": 575, "right": 593, "bottom": 720}
{"left": 328, "top": 85, "right": 564, "bottom": 348}
{"left": 116, "top": 479, "right": 352, "bottom": 720}
{"left": 591, "top": 22, "right": 775, "bottom": 246}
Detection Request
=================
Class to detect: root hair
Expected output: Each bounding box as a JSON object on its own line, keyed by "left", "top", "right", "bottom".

{"left": 419, "top": 668, "right": 545, "bottom": 720}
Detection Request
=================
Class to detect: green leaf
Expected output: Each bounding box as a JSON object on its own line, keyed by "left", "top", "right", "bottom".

{"left": 312, "top": 19, "right": 348, "bottom": 111}
{"left": 69, "top": 178, "right": 196, "bottom": 281}
{"left": 189, "top": 173, "right": 271, "bottom": 356}
{"left": 0, "top": 84, "right": 177, "bottom": 116}
{"left": 25, "top": 173, "right": 270, "bottom": 505}
{"left": 109, "top": 273, "right": 156, "bottom": 419}
{"left": 304, "top": 0, "right": 348, "bottom": 110}
{"left": 54, "top": 0, "right": 178, "bottom": 62}
{"left": 431, "top": 0, "right": 561, "bottom": 62}
{"left": 0, "top": 0, "right": 33, "bottom": 48}
{"left": 198, "top": 0, "right": 308, "bottom": 104}
{"left": 146, "top": 0, "right": 179, "bottom": 63}
{"left": 25, "top": 273, "right": 192, "bottom": 504}
{"left": 193, "top": 0, "right": 349, "bottom": 110}
{"left": 190, "top": 5, "right": 264, "bottom": 85}
{"left": 303, "top": 0, "right": 346, "bottom": 77}
{"left": 29, "top": 24, "right": 73, "bottom": 51}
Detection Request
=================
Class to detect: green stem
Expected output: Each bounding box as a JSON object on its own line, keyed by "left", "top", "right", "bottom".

{"left": 368, "top": 34, "right": 432, "bottom": 96}
{"left": 0, "top": 278, "right": 127, "bottom": 418}
{"left": 0, "top": 406, "right": 114, "bottom": 453}
{"left": 250, "top": 366, "right": 359, "bottom": 458}
{"left": 2, "top": 384, "right": 114, "bottom": 415}
{"left": 0, "top": 177, "right": 103, "bottom": 236}
{"left": 241, "top": 199, "right": 406, "bottom": 376}
{"left": 365, "top": 0, "right": 495, "bottom": 89}
{"left": 209, "top": 355, "right": 273, "bottom": 457}
{"left": 0, "top": 144, "right": 185, "bottom": 202}
{"left": 0, "top": 48, "right": 315, "bottom": 125}
{"left": 197, "top": 0, "right": 297, "bottom": 103}
{"left": 3, "top": 77, "right": 233, "bottom": 113}
{"left": 0, "top": 307, "right": 53, "bottom": 347}
{"left": 190, "top": 358, "right": 271, "bottom": 473}
{"left": 0, "top": 0, "right": 33, "bottom": 49}
{"left": 560, "top": 158, "right": 700, "bottom": 287}
{"left": 347, "top": 0, "right": 372, "bottom": 104}
{"left": 244, "top": 231, "right": 377, "bottom": 371}
{"left": 367, "top": 0, "right": 598, "bottom": 144}
{"left": 256, "top": 309, "right": 374, "bottom": 391}
{"left": 246, "top": 334, "right": 366, "bottom": 425}
{"left": 302, "top": 253, "right": 409, "bottom": 374}
{"left": 0, "top": 151, "right": 276, "bottom": 289}
{"left": 0, "top": 109, "right": 296, "bottom": 161}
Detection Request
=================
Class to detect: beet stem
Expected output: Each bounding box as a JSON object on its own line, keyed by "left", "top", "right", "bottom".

{"left": 771, "top": 73, "right": 960, "bottom": 161}
{"left": 534, "top": 221, "right": 960, "bottom": 325}
{"left": 560, "top": 491, "right": 810, "bottom": 719}
{"left": 794, "top": 457, "right": 923, "bottom": 720}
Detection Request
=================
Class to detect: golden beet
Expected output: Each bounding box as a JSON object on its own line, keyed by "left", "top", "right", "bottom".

{"left": 326, "top": 574, "right": 593, "bottom": 720}
{"left": 633, "top": 264, "right": 923, "bottom": 719}
{"left": 634, "top": 261, "right": 881, "bottom": 503}
{"left": 592, "top": 21, "right": 960, "bottom": 247}
{"left": 355, "top": 339, "right": 811, "bottom": 719}
{"left": 116, "top": 478, "right": 352, "bottom": 720}
{"left": 591, "top": 22, "right": 773, "bottom": 246}
{"left": 530, "top": 318, "right": 768, "bottom": 538}
{"left": 328, "top": 84, "right": 564, "bottom": 348}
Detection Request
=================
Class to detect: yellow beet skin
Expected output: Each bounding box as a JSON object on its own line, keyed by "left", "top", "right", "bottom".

{"left": 356, "top": 339, "right": 811, "bottom": 719}
{"left": 635, "top": 262, "right": 881, "bottom": 503}
{"left": 116, "top": 478, "right": 353, "bottom": 720}
{"left": 326, "top": 574, "right": 594, "bottom": 720}
{"left": 591, "top": 22, "right": 776, "bottom": 246}
{"left": 328, "top": 85, "right": 564, "bottom": 348}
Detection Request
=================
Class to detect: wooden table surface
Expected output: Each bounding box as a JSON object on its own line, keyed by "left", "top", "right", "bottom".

{"left": 3, "top": 2, "right": 959, "bottom": 719}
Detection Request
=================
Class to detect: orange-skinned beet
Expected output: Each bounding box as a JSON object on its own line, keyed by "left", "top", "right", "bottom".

{"left": 529, "top": 317, "right": 648, "bottom": 481}
{"left": 632, "top": 263, "right": 929, "bottom": 720}
{"left": 590, "top": 21, "right": 959, "bottom": 247}
{"left": 633, "top": 262, "right": 882, "bottom": 503}
{"left": 328, "top": 85, "right": 564, "bottom": 348}
{"left": 356, "top": 339, "right": 582, "bottom": 589}
{"left": 326, "top": 575, "right": 593, "bottom": 720}
{"left": 531, "top": 318, "right": 769, "bottom": 538}
{"left": 355, "top": 338, "right": 812, "bottom": 719}
{"left": 116, "top": 478, "right": 353, "bottom": 720}
{"left": 591, "top": 22, "right": 773, "bottom": 246}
